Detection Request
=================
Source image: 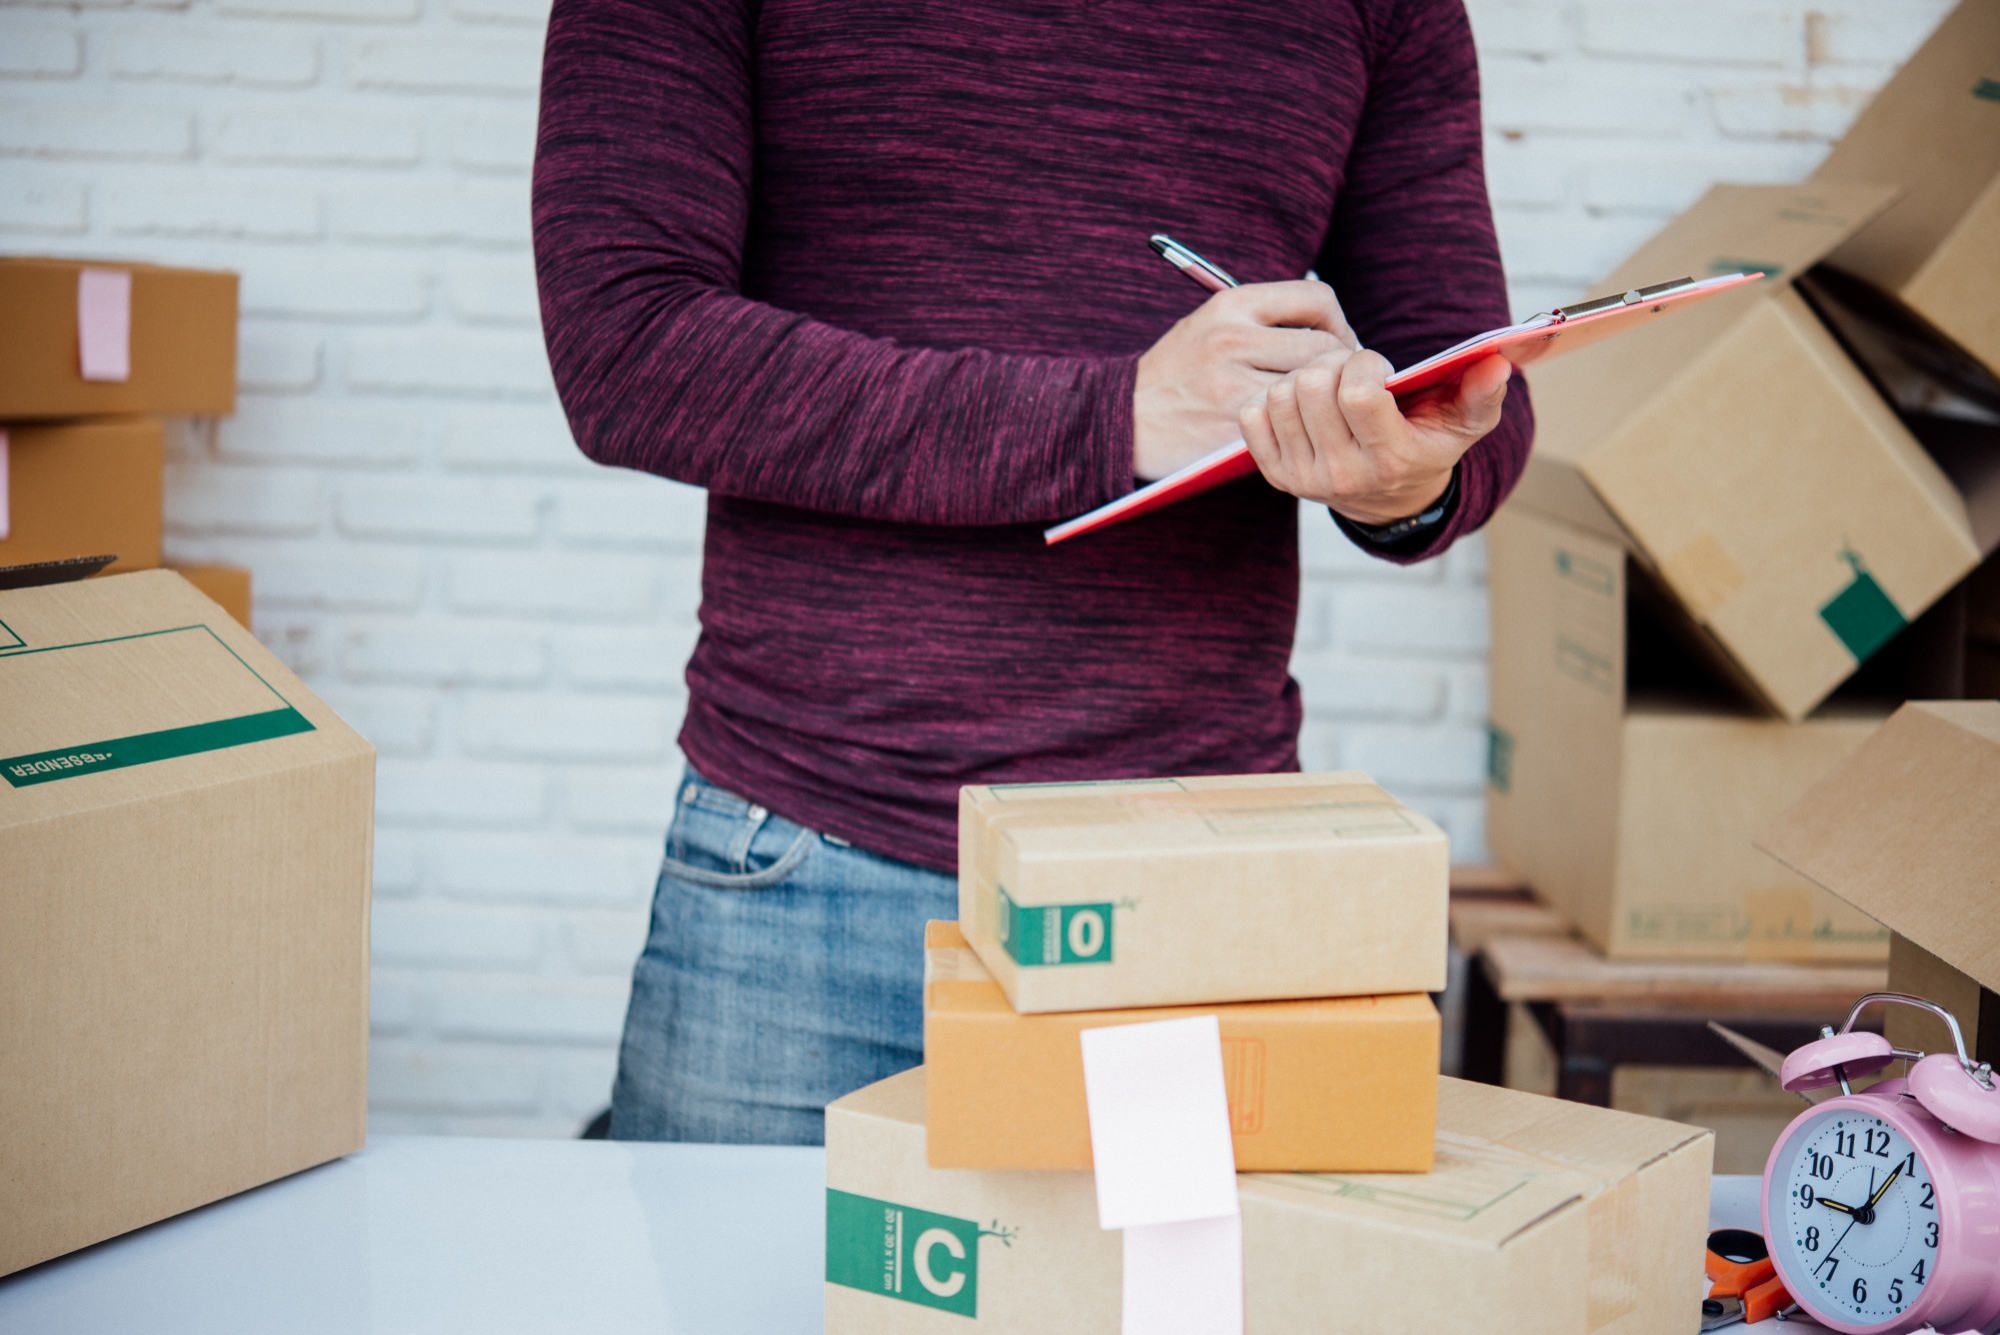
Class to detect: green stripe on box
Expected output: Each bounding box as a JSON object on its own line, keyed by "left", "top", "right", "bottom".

{"left": 1818, "top": 556, "right": 1906, "bottom": 665}
{"left": 1, "top": 706, "right": 315, "bottom": 787}
{"left": 1975, "top": 78, "right": 2000, "bottom": 102}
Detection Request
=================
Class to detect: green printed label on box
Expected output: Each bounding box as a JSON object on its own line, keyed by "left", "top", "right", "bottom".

{"left": 826, "top": 1190, "right": 988, "bottom": 1316}
{"left": 1487, "top": 725, "right": 1514, "bottom": 794}
{"left": 996, "top": 885, "right": 1113, "bottom": 967}
{"left": 1, "top": 707, "right": 315, "bottom": 787}
{"left": 1819, "top": 550, "right": 1906, "bottom": 665}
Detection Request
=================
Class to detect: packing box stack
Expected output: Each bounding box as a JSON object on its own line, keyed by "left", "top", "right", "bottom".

{"left": 0, "top": 571, "right": 374, "bottom": 1277}
{"left": 1489, "top": 0, "right": 2000, "bottom": 962}
{"left": 827, "top": 772, "right": 1717, "bottom": 1331}
{"left": 0, "top": 255, "right": 251, "bottom": 628}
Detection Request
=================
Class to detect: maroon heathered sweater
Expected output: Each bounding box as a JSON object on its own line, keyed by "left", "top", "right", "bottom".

{"left": 533, "top": 0, "right": 1532, "bottom": 871}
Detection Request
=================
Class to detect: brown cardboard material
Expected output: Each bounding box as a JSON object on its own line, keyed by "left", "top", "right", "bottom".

{"left": 957, "top": 773, "right": 1448, "bottom": 1013}
{"left": 922, "top": 921, "right": 1438, "bottom": 1172}
{"left": 1485, "top": 505, "right": 1891, "bottom": 960}
{"left": 1883, "top": 933, "right": 1999, "bottom": 1066}
{"left": 1755, "top": 699, "right": 2000, "bottom": 998}
{"left": 0, "top": 418, "right": 162, "bottom": 575}
{"left": 167, "top": 562, "right": 252, "bottom": 629}
{"left": 825, "top": 1067, "right": 1713, "bottom": 1335}
{"left": 1520, "top": 183, "right": 1984, "bottom": 721}
{"left": 1812, "top": 0, "right": 2000, "bottom": 379}
{"left": 0, "top": 570, "right": 373, "bottom": 1277}
{"left": 0, "top": 257, "right": 237, "bottom": 419}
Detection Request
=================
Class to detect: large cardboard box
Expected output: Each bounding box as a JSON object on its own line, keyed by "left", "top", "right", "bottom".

{"left": 1813, "top": 0, "right": 2000, "bottom": 381}
{"left": 0, "top": 570, "right": 373, "bottom": 1277}
{"left": 0, "top": 418, "right": 163, "bottom": 575}
{"left": 958, "top": 773, "right": 1448, "bottom": 1013}
{"left": 825, "top": 1068, "right": 1713, "bottom": 1334}
{"left": 167, "top": 562, "right": 253, "bottom": 630}
{"left": 1519, "top": 183, "right": 1986, "bottom": 721}
{"left": 1756, "top": 700, "right": 2000, "bottom": 1060}
{"left": 1485, "top": 505, "right": 1891, "bottom": 959}
{"left": 922, "top": 921, "right": 1438, "bottom": 1172}
{"left": 0, "top": 257, "right": 237, "bottom": 419}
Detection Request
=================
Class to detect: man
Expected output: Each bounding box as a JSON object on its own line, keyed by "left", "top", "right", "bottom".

{"left": 533, "top": 0, "right": 1530, "bottom": 1143}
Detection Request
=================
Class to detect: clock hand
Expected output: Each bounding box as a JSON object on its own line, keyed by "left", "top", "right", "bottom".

{"left": 1817, "top": 1197, "right": 1856, "bottom": 1216}
{"left": 1864, "top": 1165, "right": 1901, "bottom": 1211}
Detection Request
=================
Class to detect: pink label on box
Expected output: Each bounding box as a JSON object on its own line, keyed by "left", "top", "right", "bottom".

{"left": 78, "top": 268, "right": 133, "bottom": 383}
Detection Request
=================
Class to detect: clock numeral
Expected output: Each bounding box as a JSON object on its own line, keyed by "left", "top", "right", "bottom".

{"left": 1863, "top": 1128, "right": 1891, "bottom": 1158}
{"left": 1812, "top": 1154, "right": 1835, "bottom": 1180}
{"left": 1803, "top": 1226, "right": 1819, "bottom": 1252}
{"left": 1834, "top": 1130, "right": 1856, "bottom": 1158}
{"left": 1911, "top": 1260, "right": 1926, "bottom": 1284}
{"left": 1816, "top": 1256, "right": 1839, "bottom": 1282}
{"left": 1900, "top": 1151, "right": 1917, "bottom": 1177}
{"left": 1799, "top": 1185, "right": 1815, "bottom": 1208}
{"left": 1889, "top": 1280, "right": 1904, "bottom": 1305}
{"left": 1853, "top": 1278, "right": 1868, "bottom": 1306}
{"left": 1925, "top": 1221, "right": 1938, "bottom": 1249}
{"left": 1919, "top": 1182, "right": 1934, "bottom": 1210}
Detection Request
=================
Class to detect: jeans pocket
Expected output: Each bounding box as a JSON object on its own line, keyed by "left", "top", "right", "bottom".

{"left": 659, "top": 780, "right": 818, "bottom": 891}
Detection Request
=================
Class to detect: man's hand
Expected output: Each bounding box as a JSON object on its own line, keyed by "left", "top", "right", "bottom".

{"left": 1133, "top": 281, "right": 1359, "bottom": 481}
{"left": 1240, "top": 348, "right": 1510, "bottom": 526}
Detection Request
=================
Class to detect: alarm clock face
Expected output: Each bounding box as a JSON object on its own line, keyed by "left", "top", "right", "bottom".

{"left": 1766, "top": 1106, "right": 1938, "bottom": 1327}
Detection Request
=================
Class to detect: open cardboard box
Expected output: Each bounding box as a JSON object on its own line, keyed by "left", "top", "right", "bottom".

{"left": 1812, "top": 0, "right": 2000, "bottom": 383}
{"left": 1756, "top": 700, "right": 2000, "bottom": 1062}
{"left": 0, "top": 570, "right": 373, "bottom": 1277}
{"left": 826, "top": 1067, "right": 1712, "bottom": 1335}
{"left": 1484, "top": 504, "right": 1895, "bottom": 960}
{"left": 1519, "top": 182, "right": 1999, "bottom": 723}
{"left": 921, "top": 921, "right": 1438, "bottom": 1172}
{"left": 958, "top": 773, "right": 1447, "bottom": 1014}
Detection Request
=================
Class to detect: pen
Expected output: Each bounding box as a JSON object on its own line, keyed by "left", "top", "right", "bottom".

{"left": 1149, "top": 234, "right": 1238, "bottom": 293}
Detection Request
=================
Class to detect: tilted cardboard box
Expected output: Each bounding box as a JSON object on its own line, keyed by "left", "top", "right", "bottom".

{"left": 922, "top": 921, "right": 1438, "bottom": 1172}
{"left": 167, "top": 562, "right": 253, "bottom": 630}
{"left": 825, "top": 1068, "right": 1713, "bottom": 1335}
{"left": 0, "top": 570, "right": 373, "bottom": 1277}
{"left": 1812, "top": 0, "right": 2000, "bottom": 381}
{"left": 1756, "top": 700, "right": 2000, "bottom": 1060}
{"left": 1485, "top": 505, "right": 1890, "bottom": 960}
{"left": 957, "top": 773, "right": 1447, "bottom": 1013}
{"left": 1519, "top": 182, "right": 1989, "bottom": 722}
{"left": 0, "top": 418, "right": 163, "bottom": 575}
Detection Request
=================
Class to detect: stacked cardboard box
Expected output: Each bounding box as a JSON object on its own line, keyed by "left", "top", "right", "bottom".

{"left": 1489, "top": 0, "right": 2000, "bottom": 962}
{"left": 0, "top": 571, "right": 374, "bottom": 1276}
{"left": 825, "top": 773, "right": 1717, "bottom": 1331}
{"left": 0, "top": 256, "right": 251, "bottom": 627}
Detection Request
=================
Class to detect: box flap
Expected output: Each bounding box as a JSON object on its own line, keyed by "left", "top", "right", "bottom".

{"left": 1814, "top": 0, "right": 2000, "bottom": 292}
{"left": 0, "top": 570, "right": 370, "bottom": 829}
{"left": 1755, "top": 701, "right": 2000, "bottom": 992}
{"left": 1527, "top": 183, "right": 1902, "bottom": 471}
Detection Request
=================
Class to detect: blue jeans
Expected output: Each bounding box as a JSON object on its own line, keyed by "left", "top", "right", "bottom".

{"left": 607, "top": 768, "right": 957, "bottom": 1144}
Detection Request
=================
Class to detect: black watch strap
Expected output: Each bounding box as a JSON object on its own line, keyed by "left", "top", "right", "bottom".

{"left": 1333, "top": 467, "right": 1460, "bottom": 554}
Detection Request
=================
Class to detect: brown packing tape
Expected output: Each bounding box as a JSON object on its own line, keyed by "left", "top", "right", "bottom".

{"left": 1586, "top": 1170, "right": 1640, "bottom": 1331}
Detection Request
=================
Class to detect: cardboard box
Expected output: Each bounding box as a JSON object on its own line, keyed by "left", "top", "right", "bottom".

{"left": 1485, "top": 505, "right": 1891, "bottom": 960}
{"left": 0, "top": 570, "right": 373, "bottom": 1277}
{"left": 0, "top": 257, "right": 237, "bottom": 419}
{"left": 1519, "top": 183, "right": 1987, "bottom": 721}
{"left": 922, "top": 921, "right": 1438, "bottom": 1172}
{"left": 957, "top": 773, "right": 1448, "bottom": 1014}
{"left": 0, "top": 418, "right": 163, "bottom": 575}
{"left": 1756, "top": 700, "right": 2000, "bottom": 1059}
{"left": 168, "top": 562, "right": 252, "bottom": 629}
{"left": 1812, "top": 0, "right": 2000, "bottom": 380}
{"left": 825, "top": 1067, "right": 1713, "bottom": 1335}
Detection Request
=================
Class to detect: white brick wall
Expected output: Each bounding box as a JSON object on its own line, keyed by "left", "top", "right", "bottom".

{"left": 0, "top": 0, "right": 1953, "bottom": 1135}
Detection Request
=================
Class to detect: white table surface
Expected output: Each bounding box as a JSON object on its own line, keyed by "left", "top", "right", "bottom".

{"left": 0, "top": 1140, "right": 1771, "bottom": 1334}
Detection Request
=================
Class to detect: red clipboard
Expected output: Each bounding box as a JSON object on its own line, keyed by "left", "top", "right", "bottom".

{"left": 1043, "top": 271, "right": 1764, "bottom": 546}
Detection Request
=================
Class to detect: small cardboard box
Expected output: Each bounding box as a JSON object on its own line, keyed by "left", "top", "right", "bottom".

{"left": 1519, "top": 182, "right": 1987, "bottom": 722}
{"left": 825, "top": 1068, "right": 1713, "bottom": 1335}
{"left": 0, "top": 257, "right": 237, "bottom": 419}
{"left": 1812, "top": 0, "right": 2000, "bottom": 381}
{"left": 0, "top": 418, "right": 163, "bottom": 575}
{"left": 1756, "top": 700, "right": 2000, "bottom": 1059}
{"left": 167, "top": 562, "right": 252, "bottom": 629}
{"left": 922, "top": 921, "right": 1438, "bottom": 1172}
{"left": 1485, "top": 505, "right": 1891, "bottom": 960}
{"left": 0, "top": 570, "right": 373, "bottom": 1277}
{"left": 957, "top": 773, "right": 1448, "bottom": 1014}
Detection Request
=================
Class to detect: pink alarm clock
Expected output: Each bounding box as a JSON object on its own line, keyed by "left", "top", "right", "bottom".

{"left": 1762, "top": 993, "right": 2000, "bottom": 1334}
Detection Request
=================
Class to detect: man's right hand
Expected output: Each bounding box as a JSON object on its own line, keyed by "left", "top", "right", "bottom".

{"left": 1132, "top": 280, "right": 1358, "bottom": 481}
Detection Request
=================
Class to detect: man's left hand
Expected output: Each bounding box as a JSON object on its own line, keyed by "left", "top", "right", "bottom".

{"left": 1239, "top": 348, "right": 1509, "bottom": 526}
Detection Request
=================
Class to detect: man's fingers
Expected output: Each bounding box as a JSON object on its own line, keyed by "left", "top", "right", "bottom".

{"left": 1233, "top": 327, "right": 1352, "bottom": 374}
{"left": 1333, "top": 349, "right": 1400, "bottom": 444}
{"left": 1240, "top": 396, "right": 1283, "bottom": 475}
{"left": 1228, "top": 280, "right": 1360, "bottom": 347}
{"left": 1450, "top": 355, "right": 1510, "bottom": 435}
